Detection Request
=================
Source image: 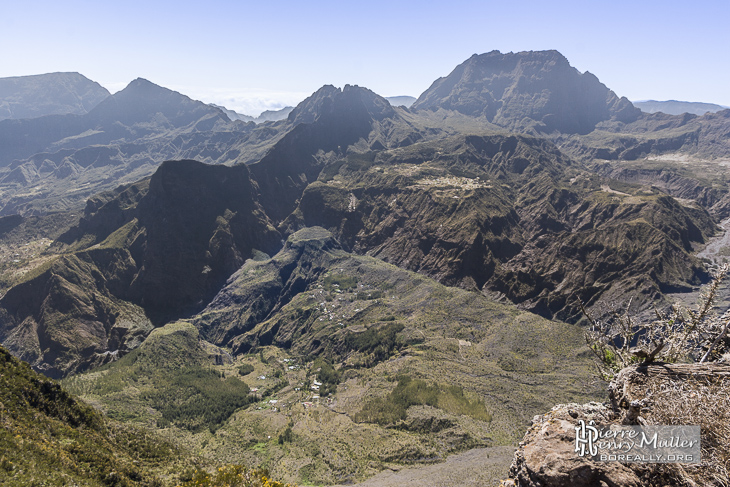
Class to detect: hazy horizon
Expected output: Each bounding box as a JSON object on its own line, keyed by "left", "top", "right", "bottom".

{"left": 2, "top": 1, "right": 728, "bottom": 116}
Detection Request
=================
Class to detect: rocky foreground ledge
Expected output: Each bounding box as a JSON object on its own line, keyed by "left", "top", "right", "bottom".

{"left": 501, "top": 362, "right": 730, "bottom": 487}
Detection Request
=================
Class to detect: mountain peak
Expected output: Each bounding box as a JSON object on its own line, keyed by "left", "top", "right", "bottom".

{"left": 113, "top": 77, "right": 180, "bottom": 98}
{"left": 288, "top": 84, "right": 394, "bottom": 126}
{"left": 88, "top": 78, "right": 227, "bottom": 127}
{"left": 413, "top": 49, "right": 639, "bottom": 134}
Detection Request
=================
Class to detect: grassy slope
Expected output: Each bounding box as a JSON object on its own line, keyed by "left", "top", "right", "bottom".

{"left": 0, "top": 345, "right": 185, "bottom": 486}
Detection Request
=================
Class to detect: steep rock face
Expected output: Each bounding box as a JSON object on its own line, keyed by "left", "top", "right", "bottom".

{"left": 412, "top": 50, "right": 640, "bottom": 135}
{"left": 0, "top": 72, "right": 110, "bottom": 121}
{"left": 128, "top": 160, "right": 281, "bottom": 323}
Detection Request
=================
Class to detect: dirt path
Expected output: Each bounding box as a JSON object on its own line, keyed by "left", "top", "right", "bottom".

{"left": 698, "top": 217, "right": 730, "bottom": 262}
{"left": 326, "top": 446, "right": 515, "bottom": 487}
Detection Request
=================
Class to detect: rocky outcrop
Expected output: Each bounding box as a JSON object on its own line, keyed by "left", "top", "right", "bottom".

{"left": 502, "top": 362, "right": 730, "bottom": 486}
{"left": 500, "top": 402, "right": 643, "bottom": 487}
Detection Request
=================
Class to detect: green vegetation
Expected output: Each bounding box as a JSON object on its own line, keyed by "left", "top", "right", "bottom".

{"left": 66, "top": 322, "right": 258, "bottom": 433}
{"left": 355, "top": 375, "right": 492, "bottom": 426}
{"left": 345, "top": 322, "right": 406, "bottom": 366}
{"left": 238, "top": 364, "right": 255, "bottom": 376}
{"left": 181, "top": 465, "right": 294, "bottom": 487}
{"left": 61, "top": 230, "right": 599, "bottom": 485}
{"left": 0, "top": 345, "right": 180, "bottom": 486}
{"left": 323, "top": 273, "right": 357, "bottom": 292}
{"left": 147, "top": 366, "right": 254, "bottom": 433}
{"left": 278, "top": 421, "right": 294, "bottom": 445}
{"left": 309, "top": 357, "right": 339, "bottom": 396}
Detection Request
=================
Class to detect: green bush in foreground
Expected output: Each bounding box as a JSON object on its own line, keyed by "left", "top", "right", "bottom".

{"left": 0, "top": 345, "right": 178, "bottom": 486}
{"left": 180, "top": 465, "right": 295, "bottom": 487}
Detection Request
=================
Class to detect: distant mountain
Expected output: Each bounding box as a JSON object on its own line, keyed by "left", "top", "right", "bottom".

{"left": 0, "top": 78, "right": 289, "bottom": 215}
{"left": 256, "top": 106, "right": 294, "bottom": 122}
{"left": 0, "top": 72, "right": 109, "bottom": 120}
{"left": 210, "top": 104, "right": 294, "bottom": 123}
{"left": 633, "top": 100, "right": 729, "bottom": 116}
{"left": 210, "top": 103, "right": 255, "bottom": 122}
{"left": 0, "top": 78, "right": 231, "bottom": 164}
{"left": 386, "top": 95, "right": 417, "bottom": 107}
{"left": 412, "top": 50, "right": 640, "bottom": 134}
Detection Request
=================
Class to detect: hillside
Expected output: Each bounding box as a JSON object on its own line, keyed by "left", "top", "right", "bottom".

{"left": 287, "top": 133, "right": 714, "bottom": 321}
{"left": 0, "top": 344, "right": 183, "bottom": 486}
{"left": 0, "top": 79, "right": 288, "bottom": 215}
{"left": 64, "top": 227, "right": 601, "bottom": 485}
{"left": 1, "top": 49, "right": 729, "bottom": 485}
{"left": 0, "top": 82, "right": 719, "bottom": 378}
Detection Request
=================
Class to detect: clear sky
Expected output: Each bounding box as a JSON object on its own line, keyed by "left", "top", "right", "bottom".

{"left": 1, "top": 0, "right": 728, "bottom": 116}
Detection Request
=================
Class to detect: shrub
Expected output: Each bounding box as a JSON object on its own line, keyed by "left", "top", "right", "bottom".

{"left": 582, "top": 263, "right": 730, "bottom": 380}
{"left": 238, "top": 364, "right": 255, "bottom": 376}
{"left": 310, "top": 358, "right": 339, "bottom": 396}
{"left": 180, "top": 465, "right": 295, "bottom": 487}
{"left": 278, "top": 421, "right": 294, "bottom": 445}
{"left": 345, "top": 322, "right": 405, "bottom": 366}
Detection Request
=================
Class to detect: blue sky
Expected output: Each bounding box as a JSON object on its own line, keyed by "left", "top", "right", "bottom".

{"left": 2, "top": 0, "right": 728, "bottom": 115}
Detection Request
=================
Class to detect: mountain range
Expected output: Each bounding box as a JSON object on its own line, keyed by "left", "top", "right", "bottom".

{"left": 634, "top": 99, "right": 729, "bottom": 116}
{"left": 1, "top": 49, "right": 729, "bottom": 486}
